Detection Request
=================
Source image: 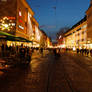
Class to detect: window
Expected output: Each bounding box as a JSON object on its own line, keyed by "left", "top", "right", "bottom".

{"left": 77, "top": 28, "right": 81, "bottom": 31}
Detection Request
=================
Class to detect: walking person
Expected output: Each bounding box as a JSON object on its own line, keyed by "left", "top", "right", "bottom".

{"left": 90, "top": 49, "right": 92, "bottom": 57}
{"left": 77, "top": 48, "right": 79, "bottom": 54}
{"left": 19, "top": 44, "right": 26, "bottom": 64}
{"left": 84, "top": 48, "right": 87, "bottom": 56}
{"left": 87, "top": 49, "right": 89, "bottom": 57}
{"left": 1, "top": 44, "right": 4, "bottom": 57}
{"left": 26, "top": 47, "right": 32, "bottom": 64}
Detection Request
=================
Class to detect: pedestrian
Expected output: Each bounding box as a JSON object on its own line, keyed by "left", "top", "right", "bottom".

{"left": 40, "top": 48, "right": 43, "bottom": 53}
{"left": 19, "top": 44, "right": 26, "bottom": 62}
{"left": 53, "top": 48, "right": 57, "bottom": 55}
{"left": 77, "top": 48, "right": 79, "bottom": 54}
{"left": 87, "top": 49, "right": 89, "bottom": 57}
{"left": 66, "top": 48, "right": 68, "bottom": 52}
{"left": 90, "top": 49, "right": 92, "bottom": 57}
{"left": 81, "top": 49, "right": 84, "bottom": 56}
{"left": 84, "top": 48, "right": 87, "bottom": 56}
{"left": 53, "top": 48, "right": 60, "bottom": 57}
{"left": 4, "top": 44, "right": 8, "bottom": 57}
{"left": 1, "top": 44, "right": 4, "bottom": 57}
{"left": 26, "top": 47, "right": 31, "bottom": 64}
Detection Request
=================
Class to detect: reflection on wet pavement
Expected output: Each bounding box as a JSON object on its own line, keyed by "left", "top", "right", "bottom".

{"left": 0, "top": 51, "right": 50, "bottom": 92}
{"left": 1, "top": 51, "right": 92, "bottom": 92}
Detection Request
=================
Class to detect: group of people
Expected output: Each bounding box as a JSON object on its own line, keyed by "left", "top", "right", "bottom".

{"left": 1, "top": 43, "right": 92, "bottom": 63}
{"left": 53, "top": 47, "right": 92, "bottom": 57}
{"left": 77, "top": 48, "right": 92, "bottom": 56}
{"left": 53, "top": 48, "right": 61, "bottom": 57}
{"left": 0, "top": 44, "right": 33, "bottom": 63}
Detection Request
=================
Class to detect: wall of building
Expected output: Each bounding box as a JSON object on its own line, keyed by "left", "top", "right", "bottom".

{"left": 27, "top": 12, "right": 33, "bottom": 39}
{"left": 86, "top": 4, "right": 92, "bottom": 43}
{"left": 65, "top": 20, "right": 87, "bottom": 49}
{"left": 16, "top": 0, "right": 28, "bottom": 39}
{"left": 35, "top": 26, "right": 40, "bottom": 42}
{"left": 0, "top": 0, "right": 17, "bottom": 35}
{"left": 0, "top": 0, "right": 49, "bottom": 48}
{"left": 0, "top": 0, "right": 17, "bottom": 18}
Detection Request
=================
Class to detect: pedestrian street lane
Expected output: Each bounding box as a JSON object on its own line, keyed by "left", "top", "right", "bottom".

{"left": 0, "top": 51, "right": 92, "bottom": 92}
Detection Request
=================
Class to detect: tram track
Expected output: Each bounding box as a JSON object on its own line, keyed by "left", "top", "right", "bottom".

{"left": 46, "top": 53, "right": 77, "bottom": 92}
{"left": 61, "top": 58, "right": 76, "bottom": 92}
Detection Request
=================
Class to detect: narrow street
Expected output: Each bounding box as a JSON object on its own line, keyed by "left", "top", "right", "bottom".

{"left": 0, "top": 50, "right": 92, "bottom": 92}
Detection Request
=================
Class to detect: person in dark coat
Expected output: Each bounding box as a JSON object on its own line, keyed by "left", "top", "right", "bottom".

{"left": 90, "top": 49, "right": 92, "bottom": 57}
{"left": 1, "top": 44, "right": 4, "bottom": 57}
{"left": 84, "top": 48, "right": 87, "bottom": 56}
{"left": 26, "top": 48, "right": 31, "bottom": 63}
{"left": 19, "top": 44, "right": 26, "bottom": 59}
{"left": 77, "top": 48, "right": 79, "bottom": 54}
{"left": 53, "top": 48, "right": 60, "bottom": 57}
{"left": 87, "top": 49, "right": 89, "bottom": 56}
{"left": 40, "top": 48, "right": 43, "bottom": 53}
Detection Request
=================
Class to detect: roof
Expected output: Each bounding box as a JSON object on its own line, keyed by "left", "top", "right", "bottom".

{"left": 31, "top": 17, "right": 39, "bottom": 26}
{"left": 21, "top": 0, "right": 34, "bottom": 16}
{"left": 65, "top": 16, "right": 87, "bottom": 34}
{"left": 40, "top": 30, "right": 47, "bottom": 37}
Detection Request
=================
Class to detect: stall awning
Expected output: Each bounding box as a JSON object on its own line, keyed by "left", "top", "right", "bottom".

{"left": 0, "top": 31, "right": 32, "bottom": 43}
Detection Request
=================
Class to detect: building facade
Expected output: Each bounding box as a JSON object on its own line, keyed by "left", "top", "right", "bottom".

{"left": 0, "top": 0, "right": 52, "bottom": 48}
{"left": 0, "top": 0, "right": 34, "bottom": 39}
{"left": 0, "top": 0, "right": 43, "bottom": 47}
{"left": 86, "top": 0, "right": 92, "bottom": 48}
{"left": 0, "top": 0, "right": 17, "bottom": 35}
{"left": 64, "top": 16, "right": 87, "bottom": 50}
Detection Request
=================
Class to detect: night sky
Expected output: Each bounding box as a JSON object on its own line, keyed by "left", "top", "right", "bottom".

{"left": 26, "top": 0, "right": 90, "bottom": 40}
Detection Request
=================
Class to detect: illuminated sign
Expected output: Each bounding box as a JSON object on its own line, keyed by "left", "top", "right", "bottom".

{"left": 18, "top": 10, "right": 24, "bottom": 24}
{"left": 7, "top": 17, "right": 16, "bottom": 20}
{"left": 19, "top": 11, "right": 22, "bottom": 17}
{"left": 19, "top": 25, "right": 24, "bottom": 30}
{"left": 18, "top": 10, "right": 25, "bottom": 31}
{"left": 19, "top": 19, "right": 23, "bottom": 24}
{"left": 0, "top": 16, "right": 16, "bottom": 31}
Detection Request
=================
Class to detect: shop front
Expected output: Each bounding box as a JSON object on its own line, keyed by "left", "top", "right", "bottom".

{"left": 0, "top": 0, "right": 34, "bottom": 47}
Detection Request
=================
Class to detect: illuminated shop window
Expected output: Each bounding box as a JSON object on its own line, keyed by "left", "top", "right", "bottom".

{"left": 19, "top": 11, "right": 22, "bottom": 17}
{"left": 0, "top": 16, "right": 16, "bottom": 32}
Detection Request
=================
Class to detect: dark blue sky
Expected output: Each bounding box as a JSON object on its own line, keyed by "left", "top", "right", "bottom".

{"left": 26, "top": 0, "right": 90, "bottom": 39}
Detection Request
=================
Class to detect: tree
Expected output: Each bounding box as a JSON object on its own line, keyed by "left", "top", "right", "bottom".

{"left": 57, "top": 27, "right": 70, "bottom": 39}
{"left": 56, "top": 27, "right": 70, "bottom": 45}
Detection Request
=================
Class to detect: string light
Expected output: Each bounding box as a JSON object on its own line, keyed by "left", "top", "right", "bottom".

{"left": 0, "top": 16, "right": 15, "bottom": 32}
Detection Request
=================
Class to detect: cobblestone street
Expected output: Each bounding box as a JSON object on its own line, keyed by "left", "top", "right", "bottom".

{"left": 0, "top": 51, "right": 92, "bottom": 92}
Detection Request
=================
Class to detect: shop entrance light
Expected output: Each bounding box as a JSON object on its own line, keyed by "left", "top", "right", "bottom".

{"left": 3, "top": 24, "right": 8, "bottom": 28}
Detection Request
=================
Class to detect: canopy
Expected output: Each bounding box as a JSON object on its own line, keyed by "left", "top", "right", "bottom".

{"left": 0, "top": 31, "right": 32, "bottom": 43}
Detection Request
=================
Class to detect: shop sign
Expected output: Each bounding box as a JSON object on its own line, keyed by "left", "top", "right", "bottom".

{"left": 3, "top": 16, "right": 15, "bottom": 20}
{"left": 19, "top": 11, "right": 22, "bottom": 17}
{"left": 19, "top": 25, "right": 24, "bottom": 30}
